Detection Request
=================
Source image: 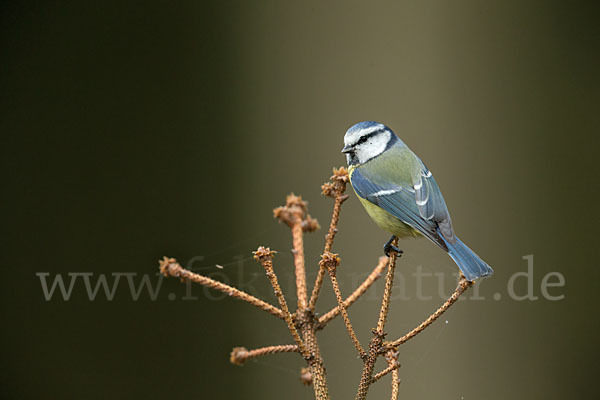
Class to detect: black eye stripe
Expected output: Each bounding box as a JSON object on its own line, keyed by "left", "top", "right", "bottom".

{"left": 355, "top": 128, "right": 384, "bottom": 146}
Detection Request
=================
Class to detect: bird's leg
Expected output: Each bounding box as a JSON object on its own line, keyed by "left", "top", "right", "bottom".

{"left": 383, "top": 235, "right": 402, "bottom": 256}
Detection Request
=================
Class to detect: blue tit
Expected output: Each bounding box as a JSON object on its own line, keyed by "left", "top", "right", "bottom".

{"left": 342, "top": 121, "right": 493, "bottom": 281}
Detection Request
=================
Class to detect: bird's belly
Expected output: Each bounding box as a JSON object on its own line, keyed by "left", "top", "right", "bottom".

{"left": 358, "top": 197, "right": 421, "bottom": 238}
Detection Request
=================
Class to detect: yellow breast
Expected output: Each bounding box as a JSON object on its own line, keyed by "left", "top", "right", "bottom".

{"left": 349, "top": 166, "right": 421, "bottom": 239}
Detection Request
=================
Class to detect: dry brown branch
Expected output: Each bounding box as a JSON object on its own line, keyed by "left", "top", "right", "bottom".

{"left": 273, "top": 191, "right": 332, "bottom": 400}
{"left": 390, "top": 369, "right": 400, "bottom": 400}
{"left": 356, "top": 330, "right": 385, "bottom": 400}
{"left": 372, "top": 350, "right": 400, "bottom": 383}
{"left": 292, "top": 221, "right": 308, "bottom": 309}
{"left": 308, "top": 167, "right": 349, "bottom": 312}
{"left": 301, "top": 319, "right": 330, "bottom": 399}
{"left": 322, "top": 252, "right": 366, "bottom": 359}
{"left": 376, "top": 239, "right": 399, "bottom": 334}
{"left": 355, "top": 246, "right": 400, "bottom": 400}
{"left": 158, "top": 257, "right": 284, "bottom": 319}
{"left": 371, "top": 363, "right": 399, "bottom": 383}
{"left": 274, "top": 194, "right": 319, "bottom": 311}
{"left": 318, "top": 256, "right": 388, "bottom": 327}
{"left": 385, "top": 350, "right": 400, "bottom": 400}
{"left": 230, "top": 345, "right": 299, "bottom": 366}
{"left": 385, "top": 276, "right": 472, "bottom": 348}
{"left": 159, "top": 166, "right": 486, "bottom": 400}
{"left": 253, "top": 247, "right": 310, "bottom": 359}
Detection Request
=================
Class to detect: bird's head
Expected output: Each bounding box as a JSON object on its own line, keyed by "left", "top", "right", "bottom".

{"left": 342, "top": 121, "right": 398, "bottom": 166}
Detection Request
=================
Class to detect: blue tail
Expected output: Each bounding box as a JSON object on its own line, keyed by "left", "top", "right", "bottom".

{"left": 441, "top": 234, "right": 493, "bottom": 281}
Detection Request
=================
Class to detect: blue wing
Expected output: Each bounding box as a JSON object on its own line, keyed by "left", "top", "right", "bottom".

{"left": 413, "top": 162, "right": 455, "bottom": 243}
{"left": 351, "top": 166, "right": 450, "bottom": 251}
{"left": 352, "top": 161, "right": 494, "bottom": 280}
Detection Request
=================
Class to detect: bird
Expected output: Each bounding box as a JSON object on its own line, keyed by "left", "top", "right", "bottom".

{"left": 342, "top": 121, "right": 493, "bottom": 281}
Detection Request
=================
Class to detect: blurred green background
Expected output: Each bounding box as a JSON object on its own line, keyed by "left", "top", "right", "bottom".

{"left": 1, "top": 1, "right": 598, "bottom": 399}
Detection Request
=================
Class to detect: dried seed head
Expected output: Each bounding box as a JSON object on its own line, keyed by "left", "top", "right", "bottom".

{"left": 158, "top": 256, "right": 180, "bottom": 277}
{"left": 322, "top": 167, "right": 349, "bottom": 198}
{"left": 273, "top": 206, "right": 295, "bottom": 226}
{"left": 274, "top": 193, "right": 318, "bottom": 231}
{"left": 319, "top": 252, "right": 340, "bottom": 271}
{"left": 253, "top": 246, "right": 277, "bottom": 261}
{"left": 273, "top": 206, "right": 284, "bottom": 219}
{"left": 321, "top": 182, "right": 335, "bottom": 197}
{"left": 331, "top": 166, "right": 350, "bottom": 184}
{"left": 230, "top": 347, "right": 248, "bottom": 366}
{"left": 285, "top": 193, "right": 308, "bottom": 211}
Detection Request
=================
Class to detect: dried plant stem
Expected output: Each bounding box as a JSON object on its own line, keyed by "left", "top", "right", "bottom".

{"left": 292, "top": 221, "right": 308, "bottom": 310}
{"left": 376, "top": 242, "right": 399, "bottom": 334}
{"left": 309, "top": 357, "right": 330, "bottom": 399}
{"left": 302, "top": 322, "right": 330, "bottom": 399}
{"left": 323, "top": 252, "right": 366, "bottom": 359}
{"left": 308, "top": 267, "right": 327, "bottom": 313}
{"left": 308, "top": 168, "right": 349, "bottom": 312}
{"left": 158, "top": 257, "right": 284, "bottom": 319}
{"left": 386, "top": 277, "right": 472, "bottom": 348}
{"left": 254, "top": 247, "right": 309, "bottom": 358}
{"left": 390, "top": 368, "right": 400, "bottom": 400}
{"left": 324, "top": 196, "right": 348, "bottom": 252}
{"left": 274, "top": 189, "right": 338, "bottom": 400}
{"left": 230, "top": 345, "right": 299, "bottom": 366}
{"left": 371, "top": 363, "right": 398, "bottom": 383}
{"left": 372, "top": 350, "right": 400, "bottom": 383}
{"left": 355, "top": 244, "right": 400, "bottom": 400}
{"left": 160, "top": 167, "right": 483, "bottom": 400}
{"left": 318, "top": 256, "right": 388, "bottom": 326}
{"left": 385, "top": 350, "right": 400, "bottom": 400}
{"left": 274, "top": 193, "right": 319, "bottom": 312}
{"left": 355, "top": 332, "right": 384, "bottom": 400}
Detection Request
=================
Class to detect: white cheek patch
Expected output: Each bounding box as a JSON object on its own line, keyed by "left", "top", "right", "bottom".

{"left": 354, "top": 131, "right": 391, "bottom": 164}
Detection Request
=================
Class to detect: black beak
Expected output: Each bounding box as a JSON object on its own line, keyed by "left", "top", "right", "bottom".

{"left": 341, "top": 144, "right": 353, "bottom": 153}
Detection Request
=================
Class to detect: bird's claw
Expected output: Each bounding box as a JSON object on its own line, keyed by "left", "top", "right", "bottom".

{"left": 383, "top": 236, "right": 403, "bottom": 257}
{"left": 384, "top": 244, "right": 403, "bottom": 257}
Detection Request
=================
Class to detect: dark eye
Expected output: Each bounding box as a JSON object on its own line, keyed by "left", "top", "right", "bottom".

{"left": 357, "top": 136, "right": 369, "bottom": 145}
